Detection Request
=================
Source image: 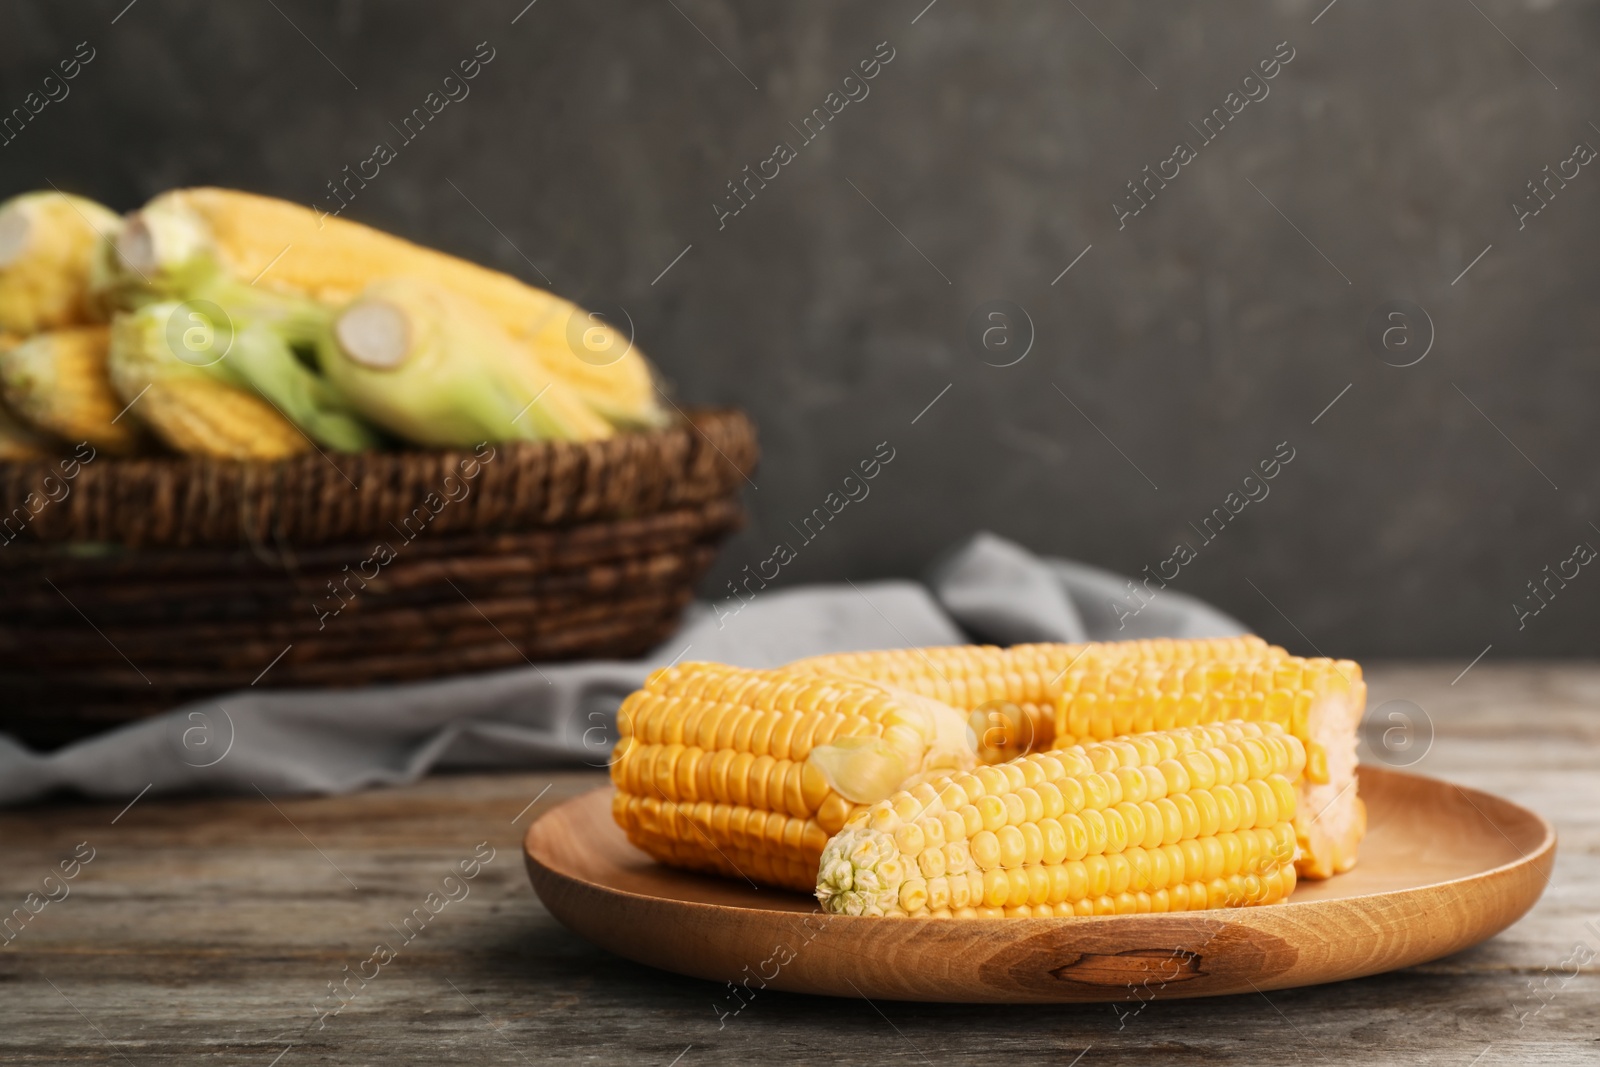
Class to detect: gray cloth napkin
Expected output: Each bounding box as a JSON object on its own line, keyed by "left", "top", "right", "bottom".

{"left": 0, "top": 532, "right": 1245, "bottom": 805}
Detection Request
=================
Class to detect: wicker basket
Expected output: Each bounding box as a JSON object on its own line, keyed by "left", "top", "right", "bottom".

{"left": 0, "top": 408, "right": 756, "bottom": 748}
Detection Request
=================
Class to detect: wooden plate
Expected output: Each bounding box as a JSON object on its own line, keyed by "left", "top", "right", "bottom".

{"left": 522, "top": 767, "right": 1555, "bottom": 1002}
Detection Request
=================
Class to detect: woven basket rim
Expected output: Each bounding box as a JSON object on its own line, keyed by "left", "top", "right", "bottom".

{"left": 0, "top": 405, "right": 748, "bottom": 480}
{"left": 0, "top": 406, "right": 757, "bottom": 548}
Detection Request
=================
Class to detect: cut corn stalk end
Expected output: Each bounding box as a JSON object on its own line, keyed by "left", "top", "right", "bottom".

{"left": 114, "top": 201, "right": 216, "bottom": 289}
{"left": 334, "top": 298, "right": 412, "bottom": 370}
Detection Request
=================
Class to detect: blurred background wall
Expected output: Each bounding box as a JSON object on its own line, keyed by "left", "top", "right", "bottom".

{"left": 2, "top": 0, "right": 1596, "bottom": 658}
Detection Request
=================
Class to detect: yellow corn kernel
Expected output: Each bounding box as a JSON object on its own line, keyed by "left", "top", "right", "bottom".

{"left": 817, "top": 720, "right": 1304, "bottom": 916}
{"left": 0, "top": 325, "right": 145, "bottom": 453}
{"left": 611, "top": 662, "right": 981, "bottom": 892}
{"left": 1053, "top": 650, "right": 1363, "bottom": 880}
{"left": 137, "top": 374, "right": 309, "bottom": 459}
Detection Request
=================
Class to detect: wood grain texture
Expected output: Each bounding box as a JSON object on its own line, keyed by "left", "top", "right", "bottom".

{"left": 523, "top": 769, "right": 1554, "bottom": 1002}
{"left": 0, "top": 663, "right": 1596, "bottom": 1064}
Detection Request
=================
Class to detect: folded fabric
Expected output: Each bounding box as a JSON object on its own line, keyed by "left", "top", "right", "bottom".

{"left": 0, "top": 532, "right": 1246, "bottom": 806}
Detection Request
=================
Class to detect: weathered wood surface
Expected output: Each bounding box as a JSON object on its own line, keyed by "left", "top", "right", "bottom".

{"left": 1, "top": 663, "right": 1596, "bottom": 1064}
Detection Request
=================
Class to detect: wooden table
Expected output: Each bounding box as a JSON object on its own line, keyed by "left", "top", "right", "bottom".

{"left": 2, "top": 664, "right": 1595, "bottom": 1065}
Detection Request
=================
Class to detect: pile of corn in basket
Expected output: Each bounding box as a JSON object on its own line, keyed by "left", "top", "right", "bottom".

{"left": 0, "top": 189, "right": 756, "bottom": 746}
{"left": 610, "top": 635, "right": 1369, "bottom": 918}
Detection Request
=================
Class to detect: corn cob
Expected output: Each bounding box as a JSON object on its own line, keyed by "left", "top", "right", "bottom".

{"left": 533, "top": 334, "right": 663, "bottom": 431}
{"left": 795, "top": 636, "right": 1273, "bottom": 763}
{"left": 326, "top": 276, "right": 614, "bottom": 446}
{"left": 129, "top": 377, "right": 309, "bottom": 459}
{"left": 816, "top": 721, "right": 1302, "bottom": 918}
{"left": 0, "top": 325, "right": 145, "bottom": 454}
{"left": 0, "top": 192, "right": 121, "bottom": 334}
{"left": 1053, "top": 653, "right": 1365, "bottom": 879}
{"left": 107, "top": 305, "right": 310, "bottom": 460}
{"left": 610, "top": 662, "right": 979, "bottom": 892}
{"left": 113, "top": 188, "right": 667, "bottom": 430}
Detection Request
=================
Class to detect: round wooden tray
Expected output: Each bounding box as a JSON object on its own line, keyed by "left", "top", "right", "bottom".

{"left": 523, "top": 767, "right": 1555, "bottom": 1002}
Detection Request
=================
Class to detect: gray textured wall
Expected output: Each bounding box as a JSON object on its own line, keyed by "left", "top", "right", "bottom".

{"left": 2, "top": 0, "right": 1597, "bottom": 659}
